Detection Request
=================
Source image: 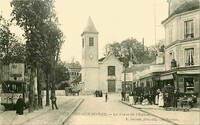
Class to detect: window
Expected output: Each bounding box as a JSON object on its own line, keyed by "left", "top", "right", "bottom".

{"left": 184, "top": 77, "right": 194, "bottom": 93}
{"left": 89, "top": 37, "right": 94, "bottom": 46}
{"left": 184, "top": 20, "right": 194, "bottom": 39}
{"left": 185, "top": 48, "right": 194, "bottom": 66}
{"left": 82, "top": 39, "right": 84, "bottom": 47}
{"left": 108, "top": 66, "right": 115, "bottom": 76}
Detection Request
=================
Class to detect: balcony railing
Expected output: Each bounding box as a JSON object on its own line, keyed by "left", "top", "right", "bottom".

{"left": 184, "top": 33, "right": 194, "bottom": 39}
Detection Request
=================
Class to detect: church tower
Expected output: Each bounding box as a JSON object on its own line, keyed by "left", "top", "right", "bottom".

{"left": 81, "top": 17, "right": 99, "bottom": 92}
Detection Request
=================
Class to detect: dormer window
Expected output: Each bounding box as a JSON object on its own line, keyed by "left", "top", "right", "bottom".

{"left": 184, "top": 20, "right": 194, "bottom": 39}
{"left": 89, "top": 37, "right": 94, "bottom": 46}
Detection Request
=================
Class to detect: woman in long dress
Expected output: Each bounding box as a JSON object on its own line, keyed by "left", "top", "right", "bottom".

{"left": 16, "top": 95, "right": 25, "bottom": 115}
{"left": 155, "top": 89, "right": 160, "bottom": 105}
{"left": 158, "top": 91, "right": 164, "bottom": 107}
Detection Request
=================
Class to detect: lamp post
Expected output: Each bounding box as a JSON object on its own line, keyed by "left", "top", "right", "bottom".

{"left": 123, "top": 50, "right": 129, "bottom": 100}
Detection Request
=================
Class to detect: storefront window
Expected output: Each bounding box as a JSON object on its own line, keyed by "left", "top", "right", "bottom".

{"left": 184, "top": 77, "right": 194, "bottom": 93}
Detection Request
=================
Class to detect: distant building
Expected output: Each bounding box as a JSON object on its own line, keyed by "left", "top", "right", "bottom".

{"left": 81, "top": 17, "right": 123, "bottom": 93}
{"left": 66, "top": 63, "right": 81, "bottom": 84}
{"left": 161, "top": 0, "right": 200, "bottom": 94}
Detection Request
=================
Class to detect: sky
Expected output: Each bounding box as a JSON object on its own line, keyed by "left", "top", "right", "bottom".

{"left": 0, "top": 0, "right": 168, "bottom": 63}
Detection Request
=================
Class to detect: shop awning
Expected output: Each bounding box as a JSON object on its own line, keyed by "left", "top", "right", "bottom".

{"left": 177, "top": 70, "right": 200, "bottom": 74}
{"left": 160, "top": 74, "right": 173, "bottom": 80}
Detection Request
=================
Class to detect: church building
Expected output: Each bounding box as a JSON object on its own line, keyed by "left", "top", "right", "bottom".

{"left": 81, "top": 17, "right": 123, "bottom": 93}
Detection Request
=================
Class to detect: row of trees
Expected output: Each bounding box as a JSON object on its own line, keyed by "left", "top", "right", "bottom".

{"left": 104, "top": 38, "right": 158, "bottom": 65}
{"left": 1, "top": 0, "right": 69, "bottom": 113}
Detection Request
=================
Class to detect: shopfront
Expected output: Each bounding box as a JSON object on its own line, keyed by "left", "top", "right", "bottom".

{"left": 160, "top": 66, "right": 200, "bottom": 96}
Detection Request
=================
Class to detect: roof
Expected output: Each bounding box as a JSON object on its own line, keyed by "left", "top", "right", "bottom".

{"left": 98, "top": 52, "right": 122, "bottom": 65}
{"left": 162, "top": 0, "right": 200, "bottom": 24}
{"left": 66, "top": 63, "right": 81, "bottom": 72}
{"left": 98, "top": 57, "right": 106, "bottom": 62}
{"left": 122, "top": 64, "right": 151, "bottom": 73}
{"left": 81, "top": 16, "right": 98, "bottom": 35}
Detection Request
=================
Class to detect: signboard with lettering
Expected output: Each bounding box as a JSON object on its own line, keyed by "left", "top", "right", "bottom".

{"left": 9, "top": 63, "right": 24, "bottom": 81}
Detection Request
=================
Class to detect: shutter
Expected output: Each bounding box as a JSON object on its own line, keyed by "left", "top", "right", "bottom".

{"left": 194, "top": 77, "right": 199, "bottom": 93}
{"left": 194, "top": 19, "right": 198, "bottom": 37}
{"left": 180, "top": 21, "right": 184, "bottom": 40}
{"left": 179, "top": 77, "right": 184, "bottom": 93}
{"left": 180, "top": 49, "right": 184, "bottom": 66}
{"left": 194, "top": 47, "right": 198, "bottom": 66}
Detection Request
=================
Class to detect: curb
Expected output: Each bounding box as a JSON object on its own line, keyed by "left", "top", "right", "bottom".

{"left": 61, "top": 99, "right": 84, "bottom": 125}
{"left": 120, "top": 101, "right": 200, "bottom": 112}
{"left": 120, "top": 101, "right": 179, "bottom": 125}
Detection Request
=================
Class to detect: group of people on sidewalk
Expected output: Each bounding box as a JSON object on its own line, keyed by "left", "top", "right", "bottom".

{"left": 122, "top": 84, "right": 198, "bottom": 110}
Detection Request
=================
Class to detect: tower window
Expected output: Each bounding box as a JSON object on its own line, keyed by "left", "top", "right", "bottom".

{"left": 89, "top": 37, "right": 94, "bottom": 46}
{"left": 82, "top": 39, "right": 84, "bottom": 47}
{"left": 108, "top": 66, "right": 115, "bottom": 76}
{"left": 184, "top": 20, "right": 194, "bottom": 39}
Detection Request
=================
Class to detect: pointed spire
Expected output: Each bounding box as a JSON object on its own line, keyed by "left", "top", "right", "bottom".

{"left": 81, "top": 16, "right": 98, "bottom": 36}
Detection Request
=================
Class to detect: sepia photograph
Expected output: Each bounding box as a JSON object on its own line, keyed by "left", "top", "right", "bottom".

{"left": 0, "top": 0, "right": 200, "bottom": 125}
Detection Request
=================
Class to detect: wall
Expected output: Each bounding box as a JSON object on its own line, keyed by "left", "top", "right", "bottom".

{"left": 99, "top": 54, "right": 123, "bottom": 93}
{"left": 164, "top": 10, "right": 200, "bottom": 70}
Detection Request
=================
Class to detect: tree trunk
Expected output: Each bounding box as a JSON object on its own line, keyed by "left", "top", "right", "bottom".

{"left": 28, "top": 66, "right": 35, "bottom": 113}
{"left": 37, "top": 68, "right": 43, "bottom": 109}
{"left": 45, "top": 74, "right": 50, "bottom": 106}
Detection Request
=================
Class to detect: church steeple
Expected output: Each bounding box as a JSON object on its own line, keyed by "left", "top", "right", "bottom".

{"left": 81, "top": 16, "right": 98, "bottom": 36}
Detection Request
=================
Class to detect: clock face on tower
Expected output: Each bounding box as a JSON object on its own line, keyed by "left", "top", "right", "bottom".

{"left": 90, "top": 54, "right": 93, "bottom": 59}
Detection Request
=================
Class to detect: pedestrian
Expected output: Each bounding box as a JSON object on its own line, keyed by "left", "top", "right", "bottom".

{"left": 95, "top": 90, "right": 98, "bottom": 97}
{"left": 164, "top": 93, "right": 171, "bottom": 108}
{"left": 173, "top": 89, "right": 179, "bottom": 108}
{"left": 155, "top": 89, "right": 160, "bottom": 105}
{"left": 158, "top": 91, "right": 164, "bottom": 107}
{"left": 16, "top": 95, "right": 25, "bottom": 115}
{"left": 189, "top": 94, "right": 197, "bottom": 108}
{"left": 105, "top": 93, "right": 108, "bottom": 102}
{"left": 50, "top": 93, "right": 58, "bottom": 110}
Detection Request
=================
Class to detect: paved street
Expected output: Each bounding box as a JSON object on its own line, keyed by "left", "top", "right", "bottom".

{"left": 65, "top": 94, "right": 171, "bottom": 125}
{"left": 0, "top": 94, "right": 200, "bottom": 125}
{"left": 0, "top": 96, "right": 83, "bottom": 125}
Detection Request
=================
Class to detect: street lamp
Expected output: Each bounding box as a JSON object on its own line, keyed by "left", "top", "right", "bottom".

{"left": 122, "top": 50, "right": 129, "bottom": 100}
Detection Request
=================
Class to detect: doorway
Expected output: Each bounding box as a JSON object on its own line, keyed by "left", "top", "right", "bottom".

{"left": 108, "top": 80, "right": 115, "bottom": 92}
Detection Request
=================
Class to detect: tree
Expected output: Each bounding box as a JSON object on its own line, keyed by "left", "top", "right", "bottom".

{"left": 54, "top": 61, "right": 70, "bottom": 90}
{"left": 10, "top": 0, "right": 64, "bottom": 112}
{"left": 0, "top": 15, "right": 25, "bottom": 64}
{"left": 104, "top": 38, "right": 157, "bottom": 64}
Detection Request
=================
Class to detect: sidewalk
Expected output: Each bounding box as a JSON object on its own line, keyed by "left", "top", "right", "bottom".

{"left": 4, "top": 97, "right": 83, "bottom": 125}
{"left": 121, "top": 100, "right": 200, "bottom": 112}
{"left": 121, "top": 100, "right": 200, "bottom": 125}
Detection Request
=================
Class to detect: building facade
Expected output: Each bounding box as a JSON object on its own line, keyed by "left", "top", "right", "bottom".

{"left": 81, "top": 17, "right": 123, "bottom": 93}
{"left": 162, "top": 0, "right": 200, "bottom": 95}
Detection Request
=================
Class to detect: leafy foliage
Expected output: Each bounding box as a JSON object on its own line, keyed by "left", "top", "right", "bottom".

{"left": 10, "top": 0, "right": 65, "bottom": 111}
{"left": 0, "top": 15, "right": 25, "bottom": 64}
{"left": 104, "top": 38, "right": 157, "bottom": 64}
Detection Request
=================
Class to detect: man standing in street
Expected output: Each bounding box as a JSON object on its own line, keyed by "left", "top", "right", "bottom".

{"left": 50, "top": 93, "right": 58, "bottom": 110}
{"left": 105, "top": 93, "right": 108, "bottom": 102}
